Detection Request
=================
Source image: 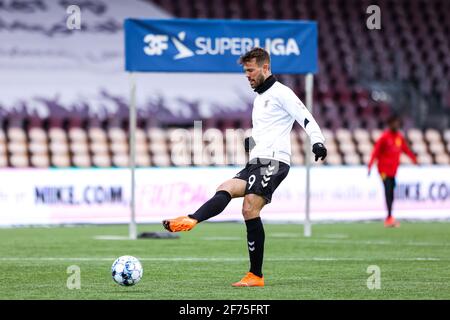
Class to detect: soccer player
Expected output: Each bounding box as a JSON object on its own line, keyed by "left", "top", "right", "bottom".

{"left": 368, "top": 114, "right": 418, "bottom": 228}
{"left": 163, "top": 47, "right": 327, "bottom": 287}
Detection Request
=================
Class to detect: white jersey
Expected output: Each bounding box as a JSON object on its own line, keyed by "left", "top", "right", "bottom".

{"left": 250, "top": 78, "right": 325, "bottom": 165}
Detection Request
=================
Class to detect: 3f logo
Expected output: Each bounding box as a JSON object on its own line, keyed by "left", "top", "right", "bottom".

{"left": 143, "top": 32, "right": 194, "bottom": 59}
{"left": 366, "top": 265, "right": 381, "bottom": 290}
{"left": 144, "top": 34, "right": 169, "bottom": 55}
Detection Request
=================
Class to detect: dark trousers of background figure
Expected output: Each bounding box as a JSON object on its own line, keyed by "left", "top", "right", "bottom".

{"left": 383, "top": 177, "right": 396, "bottom": 217}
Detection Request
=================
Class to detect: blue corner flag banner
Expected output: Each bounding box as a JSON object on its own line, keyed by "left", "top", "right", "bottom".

{"left": 124, "top": 19, "right": 317, "bottom": 74}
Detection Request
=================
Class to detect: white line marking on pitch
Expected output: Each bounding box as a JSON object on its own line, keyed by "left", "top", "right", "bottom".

{"left": 94, "top": 235, "right": 132, "bottom": 240}
{"left": 0, "top": 257, "right": 444, "bottom": 262}
{"left": 93, "top": 235, "right": 448, "bottom": 247}
{"left": 201, "top": 237, "right": 242, "bottom": 241}
{"left": 298, "top": 239, "right": 450, "bottom": 247}
{"left": 321, "top": 234, "right": 350, "bottom": 239}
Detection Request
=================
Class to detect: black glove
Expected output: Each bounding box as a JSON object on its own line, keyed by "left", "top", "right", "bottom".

{"left": 244, "top": 136, "right": 256, "bottom": 152}
{"left": 312, "top": 142, "right": 327, "bottom": 161}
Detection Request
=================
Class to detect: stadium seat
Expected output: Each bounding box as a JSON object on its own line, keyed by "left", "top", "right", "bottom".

{"left": 335, "top": 128, "right": 352, "bottom": 142}
{"left": 8, "top": 141, "right": 27, "bottom": 154}
{"left": 88, "top": 127, "right": 107, "bottom": 142}
{"left": 344, "top": 153, "right": 361, "bottom": 165}
{"left": 417, "top": 153, "right": 433, "bottom": 165}
{"left": 110, "top": 142, "right": 128, "bottom": 154}
{"left": 291, "top": 152, "right": 304, "bottom": 165}
{"left": 108, "top": 127, "right": 127, "bottom": 142}
{"left": 362, "top": 153, "right": 371, "bottom": 164}
{"left": 29, "top": 127, "right": 47, "bottom": 143}
{"left": 148, "top": 127, "right": 167, "bottom": 142}
{"left": 429, "top": 142, "right": 446, "bottom": 155}
{"left": 400, "top": 154, "right": 414, "bottom": 165}
{"left": 339, "top": 142, "right": 357, "bottom": 155}
{"left": 90, "top": 141, "right": 109, "bottom": 154}
{"left": 51, "top": 154, "right": 71, "bottom": 167}
{"left": 135, "top": 141, "right": 148, "bottom": 154}
{"left": 353, "top": 128, "right": 371, "bottom": 143}
{"left": 29, "top": 141, "right": 48, "bottom": 155}
{"left": 72, "top": 154, "right": 91, "bottom": 167}
{"left": 112, "top": 154, "right": 128, "bottom": 167}
{"left": 150, "top": 141, "right": 169, "bottom": 155}
{"left": 135, "top": 128, "right": 147, "bottom": 143}
{"left": 435, "top": 153, "right": 450, "bottom": 165}
{"left": 136, "top": 153, "right": 151, "bottom": 167}
{"left": 325, "top": 153, "right": 343, "bottom": 165}
{"left": 0, "top": 141, "right": 6, "bottom": 156}
{"left": 70, "top": 142, "right": 89, "bottom": 154}
{"left": 0, "top": 154, "right": 7, "bottom": 167}
{"left": 152, "top": 153, "right": 171, "bottom": 167}
{"left": 68, "top": 127, "right": 87, "bottom": 142}
{"left": 411, "top": 142, "right": 428, "bottom": 155}
{"left": 407, "top": 129, "right": 424, "bottom": 143}
{"left": 49, "top": 127, "right": 67, "bottom": 142}
{"left": 10, "top": 154, "right": 28, "bottom": 167}
{"left": 93, "top": 154, "right": 112, "bottom": 167}
{"left": 30, "top": 154, "right": 50, "bottom": 168}
{"left": 371, "top": 129, "right": 382, "bottom": 142}
{"left": 443, "top": 129, "right": 450, "bottom": 143}
{"left": 424, "top": 128, "right": 441, "bottom": 143}
{"left": 7, "top": 127, "right": 26, "bottom": 142}
{"left": 321, "top": 128, "right": 334, "bottom": 142}
{"left": 50, "top": 141, "right": 69, "bottom": 155}
{"left": 224, "top": 129, "right": 247, "bottom": 165}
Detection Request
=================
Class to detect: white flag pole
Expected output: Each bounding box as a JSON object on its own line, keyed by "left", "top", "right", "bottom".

{"left": 304, "top": 73, "right": 314, "bottom": 237}
{"left": 129, "top": 72, "right": 137, "bottom": 240}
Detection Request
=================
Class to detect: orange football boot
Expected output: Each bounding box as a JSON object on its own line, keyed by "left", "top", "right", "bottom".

{"left": 384, "top": 216, "right": 400, "bottom": 228}
{"left": 162, "top": 216, "right": 198, "bottom": 232}
{"left": 232, "top": 272, "right": 264, "bottom": 287}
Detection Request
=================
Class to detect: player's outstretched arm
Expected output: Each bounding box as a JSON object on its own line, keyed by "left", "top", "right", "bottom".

{"left": 401, "top": 135, "right": 418, "bottom": 164}
{"left": 278, "top": 87, "right": 326, "bottom": 161}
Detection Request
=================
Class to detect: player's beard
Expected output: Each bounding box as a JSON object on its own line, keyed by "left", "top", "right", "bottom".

{"left": 254, "top": 73, "right": 266, "bottom": 88}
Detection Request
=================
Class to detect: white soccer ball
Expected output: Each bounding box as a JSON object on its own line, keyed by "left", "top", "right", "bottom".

{"left": 111, "top": 255, "right": 143, "bottom": 286}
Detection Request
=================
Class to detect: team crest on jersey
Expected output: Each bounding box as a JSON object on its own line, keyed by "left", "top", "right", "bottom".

{"left": 264, "top": 100, "right": 270, "bottom": 108}
{"left": 395, "top": 137, "right": 402, "bottom": 147}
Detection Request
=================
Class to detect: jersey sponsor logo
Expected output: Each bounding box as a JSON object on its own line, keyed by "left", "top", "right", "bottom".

{"left": 143, "top": 32, "right": 301, "bottom": 60}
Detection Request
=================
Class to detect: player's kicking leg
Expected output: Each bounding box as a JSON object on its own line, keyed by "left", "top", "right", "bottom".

{"left": 162, "top": 178, "right": 246, "bottom": 232}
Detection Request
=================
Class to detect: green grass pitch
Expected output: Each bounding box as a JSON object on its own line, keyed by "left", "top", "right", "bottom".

{"left": 0, "top": 221, "right": 449, "bottom": 299}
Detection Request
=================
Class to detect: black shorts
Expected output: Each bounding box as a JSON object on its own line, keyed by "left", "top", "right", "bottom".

{"left": 233, "top": 158, "right": 290, "bottom": 204}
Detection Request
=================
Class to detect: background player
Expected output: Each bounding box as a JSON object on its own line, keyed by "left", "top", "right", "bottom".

{"left": 368, "top": 114, "right": 418, "bottom": 228}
